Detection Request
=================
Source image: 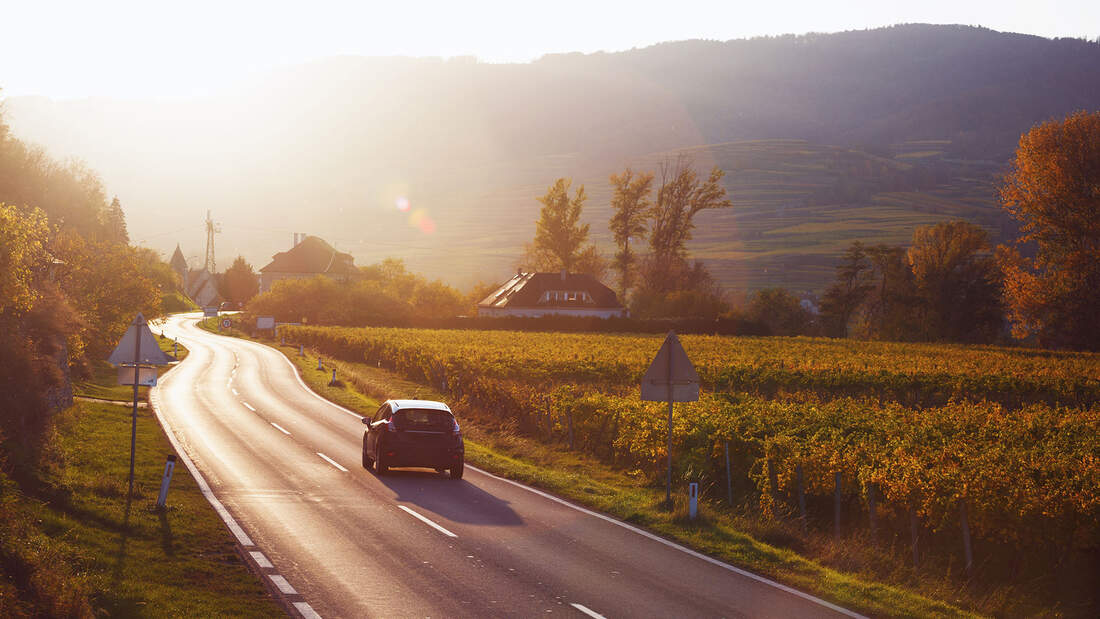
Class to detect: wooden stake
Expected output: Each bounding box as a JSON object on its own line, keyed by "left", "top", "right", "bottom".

{"left": 909, "top": 508, "right": 920, "bottom": 567}
{"left": 960, "top": 499, "right": 974, "bottom": 579}
{"left": 796, "top": 463, "right": 807, "bottom": 532}
{"left": 834, "top": 471, "right": 842, "bottom": 539}
{"left": 725, "top": 442, "right": 733, "bottom": 507}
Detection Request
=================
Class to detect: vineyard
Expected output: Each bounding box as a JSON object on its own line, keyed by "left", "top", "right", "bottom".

{"left": 282, "top": 324, "right": 1100, "bottom": 583}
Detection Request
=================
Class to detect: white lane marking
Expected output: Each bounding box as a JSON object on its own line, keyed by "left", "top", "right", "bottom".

{"left": 268, "top": 574, "right": 297, "bottom": 595}
{"left": 468, "top": 464, "right": 864, "bottom": 619}
{"left": 232, "top": 388, "right": 239, "bottom": 395}
{"left": 571, "top": 603, "right": 606, "bottom": 619}
{"left": 316, "top": 452, "right": 349, "bottom": 472}
{"left": 398, "top": 505, "right": 457, "bottom": 538}
{"left": 242, "top": 402, "right": 256, "bottom": 412}
{"left": 148, "top": 387, "right": 254, "bottom": 547}
{"left": 270, "top": 422, "right": 291, "bottom": 435}
{"left": 250, "top": 551, "right": 274, "bottom": 569}
{"left": 293, "top": 602, "right": 322, "bottom": 619}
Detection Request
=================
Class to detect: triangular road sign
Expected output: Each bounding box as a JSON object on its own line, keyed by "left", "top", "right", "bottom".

{"left": 108, "top": 313, "right": 175, "bottom": 366}
{"left": 641, "top": 331, "right": 699, "bottom": 402}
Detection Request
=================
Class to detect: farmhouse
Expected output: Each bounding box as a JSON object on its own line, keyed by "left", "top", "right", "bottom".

{"left": 258, "top": 235, "right": 357, "bottom": 293}
{"left": 477, "top": 271, "right": 626, "bottom": 318}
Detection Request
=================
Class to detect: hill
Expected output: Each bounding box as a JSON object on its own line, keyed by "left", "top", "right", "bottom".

{"left": 5, "top": 24, "right": 1098, "bottom": 293}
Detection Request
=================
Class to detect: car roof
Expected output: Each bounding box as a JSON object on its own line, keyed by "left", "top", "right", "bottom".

{"left": 389, "top": 399, "right": 451, "bottom": 412}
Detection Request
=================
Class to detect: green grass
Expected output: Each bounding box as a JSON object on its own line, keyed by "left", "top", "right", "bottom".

{"left": 32, "top": 400, "right": 282, "bottom": 616}
{"left": 0, "top": 331, "right": 281, "bottom": 616}
{"left": 206, "top": 320, "right": 981, "bottom": 618}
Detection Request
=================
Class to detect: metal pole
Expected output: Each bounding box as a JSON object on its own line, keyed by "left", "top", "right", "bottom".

{"left": 129, "top": 317, "right": 141, "bottom": 497}
{"left": 666, "top": 344, "right": 673, "bottom": 507}
{"left": 960, "top": 499, "right": 974, "bottom": 578}
{"left": 724, "top": 441, "right": 732, "bottom": 506}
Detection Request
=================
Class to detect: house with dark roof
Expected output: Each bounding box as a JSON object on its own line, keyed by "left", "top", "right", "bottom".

{"left": 259, "top": 235, "right": 357, "bottom": 293}
{"left": 477, "top": 271, "right": 626, "bottom": 318}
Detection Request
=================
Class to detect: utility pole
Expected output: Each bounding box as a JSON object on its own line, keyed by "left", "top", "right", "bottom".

{"left": 203, "top": 210, "right": 220, "bottom": 273}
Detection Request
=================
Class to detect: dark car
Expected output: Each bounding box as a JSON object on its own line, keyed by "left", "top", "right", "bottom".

{"left": 362, "top": 399, "right": 464, "bottom": 479}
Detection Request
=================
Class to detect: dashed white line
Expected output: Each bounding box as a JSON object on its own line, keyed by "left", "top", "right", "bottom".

{"left": 398, "top": 505, "right": 457, "bottom": 538}
{"left": 242, "top": 402, "right": 256, "bottom": 412}
{"left": 249, "top": 551, "right": 273, "bottom": 568}
{"left": 293, "top": 601, "right": 322, "bottom": 619}
{"left": 270, "top": 422, "right": 291, "bottom": 435}
{"left": 316, "top": 452, "right": 348, "bottom": 472}
{"left": 571, "top": 603, "right": 606, "bottom": 619}
{"left": 268, "top": 574, "right": 297, "bottom": 595}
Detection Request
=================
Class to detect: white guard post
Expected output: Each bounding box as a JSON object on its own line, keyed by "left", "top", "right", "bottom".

{"left": 689, "top": 482, "right": 699, "bottom": 520}
{"left": 156, "top": 454, "right": 178, "bottom": 508}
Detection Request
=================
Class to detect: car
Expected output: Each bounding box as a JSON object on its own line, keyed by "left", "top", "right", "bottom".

{"left": 362, "top": 399, "right": 464, "bottom": 479}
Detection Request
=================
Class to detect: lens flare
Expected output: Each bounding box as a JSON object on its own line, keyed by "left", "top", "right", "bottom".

{"left": 395, "top": 196, "right": 410, "bottom": 212}
{"left": 408, "top": 209, "right": 436, "bottom": 234}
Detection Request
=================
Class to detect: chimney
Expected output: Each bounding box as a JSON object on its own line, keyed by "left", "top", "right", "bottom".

{"left": 560, "top": 269, "right": 567, "bottom": 281}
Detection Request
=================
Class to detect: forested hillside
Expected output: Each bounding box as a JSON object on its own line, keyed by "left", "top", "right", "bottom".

{"left": 6, "top": 24, "right": 1099, "bottom": 291}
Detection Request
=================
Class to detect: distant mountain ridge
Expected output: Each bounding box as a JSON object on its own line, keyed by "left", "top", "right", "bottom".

{"left": 5, "top": 24, "right": 1099, "bottom": 293}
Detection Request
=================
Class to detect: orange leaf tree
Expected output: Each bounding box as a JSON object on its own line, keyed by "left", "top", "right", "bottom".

{"left": 999, "top": 110, "right": 1100, "bottom": 350}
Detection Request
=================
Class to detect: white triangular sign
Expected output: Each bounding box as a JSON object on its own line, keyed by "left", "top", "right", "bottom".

{"left": 107, "top": 313, "right": 175, "bottom": 366}
{"left": 640, "top": 331, "right": 699, "bottom": 402}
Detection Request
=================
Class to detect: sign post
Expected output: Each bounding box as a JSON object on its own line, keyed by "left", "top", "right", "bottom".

{"left": 108, "top": 313, "right": 175, "bottom": 497}
{"left": 641, "top": 331, "right": 699, "bottom": 507}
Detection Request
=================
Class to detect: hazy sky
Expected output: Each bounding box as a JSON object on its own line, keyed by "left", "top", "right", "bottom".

{"left": 2, "top": 0, "right": 1097, "bottom": 98}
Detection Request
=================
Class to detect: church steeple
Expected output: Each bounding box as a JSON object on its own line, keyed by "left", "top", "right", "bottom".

{"left": 169, "top": 243, "right": 188, "bottom": 280}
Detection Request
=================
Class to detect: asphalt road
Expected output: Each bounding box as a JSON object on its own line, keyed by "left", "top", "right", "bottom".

{"left": 151, "top": 313, "right": 859, "bottom": 619}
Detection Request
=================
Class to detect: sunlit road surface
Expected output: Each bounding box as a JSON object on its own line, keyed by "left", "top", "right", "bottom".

{"left": 152, "top": 314, "right": 859, "bottom": 619}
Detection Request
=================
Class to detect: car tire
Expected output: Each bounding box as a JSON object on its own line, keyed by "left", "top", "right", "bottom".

{"left": 375, "top": 451, "right": 389, "bottom": 475}
{"left": 449, "top": 461, "right": 464, "bottom": 480}
{"left": 362, "top": 444, "right": 373, "bottom": 470}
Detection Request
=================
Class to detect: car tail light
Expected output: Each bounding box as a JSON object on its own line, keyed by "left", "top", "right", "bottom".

{"left": 451, "top": 419, "right": 461, "bottom": 436}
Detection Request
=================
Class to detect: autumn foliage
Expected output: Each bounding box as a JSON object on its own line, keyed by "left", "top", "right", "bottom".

{"left": 999, "top": 110, "right": 1100, "bottom": 350}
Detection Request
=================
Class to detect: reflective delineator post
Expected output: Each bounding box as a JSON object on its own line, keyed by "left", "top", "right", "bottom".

{"left": 330, "top": 368, "right": 337, "bottom": 386}
{"left": 299, "top": 344, "right": 304, "bottom": 357}
{"left": 317, "top": 357, "right": 324, "bottom": 370}
{"left": 156, "top": 454, "right": 177, "bottom": 509}
{"left": 688, "top": 482, "right": 699, "bottom": 520}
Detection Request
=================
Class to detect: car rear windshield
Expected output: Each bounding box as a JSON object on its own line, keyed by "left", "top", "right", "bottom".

{"left": 393, "top": 408, "right": 454, "bottom": 430}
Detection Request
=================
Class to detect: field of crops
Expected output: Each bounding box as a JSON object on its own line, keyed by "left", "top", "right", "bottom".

{"left": 283, "top": 324, "right": 1100, "bottom": 570}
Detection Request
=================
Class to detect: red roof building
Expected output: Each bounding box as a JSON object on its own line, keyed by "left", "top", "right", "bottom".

{"left": 258, "top": 235, "right": 356, "bottom": 293}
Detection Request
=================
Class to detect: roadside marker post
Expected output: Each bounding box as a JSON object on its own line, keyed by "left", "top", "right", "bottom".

{"left": 317, "top": 357, "right": 323, "bottom": 370}
{"left": 330, "top": 368, "right": 337, "bottom": 386}
{"left": 641, "top": 331, "right": 699, "bottom": 507}
{"left": 689, "top": 482, "right": 699, "bottom": 520}
{"left": 156, "top": 454, "right": 178, "bottom": 509}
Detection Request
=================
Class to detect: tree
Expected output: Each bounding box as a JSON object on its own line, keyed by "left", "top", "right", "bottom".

{"left": 608, "top": 168, "right": 653, "bottom": 300}
{"left": 102, "top": 196, "right": 128, "bottom": 243}
{"left": 998, "top": 110, "right": 1100, "bottom": 350}
{"left": 851, "top": 244, "right": 920, "bottom": 341}
{"left": 906, "top": 221, "right": 1002, "bottom": 342}
{"left": 646, "top": 158, "right": 732, "bottom": 292}
{"left": 819, "top": 242, "right": 873, "bottom": 337}
{"left": 746, "top": 288, "right": 814, "bottom": 336}
{"left": 221, "top": 256, "right": 260, "bottom": 306}
{"left": 533, "top": 178, "right": 592, "bottom": 273}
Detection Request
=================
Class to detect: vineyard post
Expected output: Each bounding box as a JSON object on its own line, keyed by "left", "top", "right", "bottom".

{"left": 796, "top": 463, "right": 807, "bottom": 532}
{"left": 960, "top": 499, "right": 974, "bottom": 579}
{"left": 834, "top": 471, "right": 842, "bottom": 539}
{"left": 567, "top": 409, "right": 574, "bottom": 450}
{"left": 867, "top": 482, "right": 877, "bottom": 541}
{"left": 725, "top": 442, "right": 733, "bottom": 506}
{"left": 909, "top": 507, "right": 920, "bottom": 567}
{"left": 767, "top": 459, "right": 780, "bottom": 505}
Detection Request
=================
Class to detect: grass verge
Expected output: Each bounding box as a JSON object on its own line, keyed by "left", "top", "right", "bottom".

{"left": 201, "top": 319, "right": 979, "bottom": 618}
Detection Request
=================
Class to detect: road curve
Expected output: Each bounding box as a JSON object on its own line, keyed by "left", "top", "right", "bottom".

{"left": 151, "top": 313, "right": 858, "bottom": 619}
